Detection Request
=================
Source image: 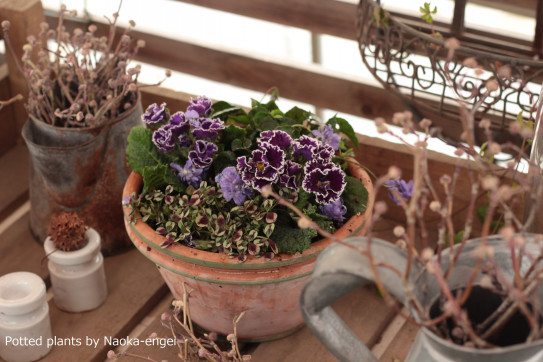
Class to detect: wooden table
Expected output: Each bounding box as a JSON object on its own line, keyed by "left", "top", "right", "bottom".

{"left": 0, "top": 144, "right": 418, "bottom": 361}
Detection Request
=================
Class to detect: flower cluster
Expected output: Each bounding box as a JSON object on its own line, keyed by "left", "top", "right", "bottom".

{"left": 143, "top": 96, "right": 224, "bottom": 188}
{"left": 234, "top": 129, "right": 346, "bottom": 208}
{"left": 126, "top": 95, "right": 368, "bottom": 258}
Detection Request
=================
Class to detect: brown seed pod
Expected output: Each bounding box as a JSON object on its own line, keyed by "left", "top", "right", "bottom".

{"left": 48, "top": 212, "right": 87, "bottom": 251}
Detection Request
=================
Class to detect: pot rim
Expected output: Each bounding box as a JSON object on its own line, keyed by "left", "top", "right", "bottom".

{"left": 122, "top": 158, "right": 374, "bottom": 270}
{"left": 44, "top": 227, "right": 101, "bottom": 265}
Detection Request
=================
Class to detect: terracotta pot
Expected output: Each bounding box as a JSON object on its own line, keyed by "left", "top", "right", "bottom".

{"left": 122, "top": 160, "right": 374, "bottom": 341}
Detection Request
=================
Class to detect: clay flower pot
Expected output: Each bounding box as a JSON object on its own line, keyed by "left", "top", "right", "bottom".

{"left": 122, "top": 161, "right": 374, "bottom": 341}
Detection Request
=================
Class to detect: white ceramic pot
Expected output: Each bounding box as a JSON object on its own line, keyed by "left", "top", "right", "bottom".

{"left": 0, "top": 272, "right": 52, "bottom": 362}
{"left": 44, "top": 227, "right": 107, "bottom": 312}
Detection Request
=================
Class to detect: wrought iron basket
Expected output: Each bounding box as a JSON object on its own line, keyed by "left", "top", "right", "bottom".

{"left": 357, "top": 0, "right": 543, "bottom": 144}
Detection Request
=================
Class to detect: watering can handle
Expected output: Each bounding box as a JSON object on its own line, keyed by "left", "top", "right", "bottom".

{"left": 300, "top": 236, "right": 411, "bottom": 362}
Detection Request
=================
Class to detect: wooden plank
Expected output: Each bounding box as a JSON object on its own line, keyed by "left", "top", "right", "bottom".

{"left": 0, "top": 0, "right": 45, "bottom": 134}
{"left": 140, "top": 86, "right": 192, "bottom": 112}
{"left": 174, "top": 0, "right": 358, "bottom": 40}
{"left": 0, "top": 64, "right": 18, "bottom": 156}
{"left": 250, "top": 285, "right": 397, "bottom": 362}
{"left": 0, "top": 207, "right": 47, "bottom": 280}
{"left": 0, "top": 143, "right": 29, "bottom": 222}
{"left": 41, "top": 249, "right": 168, "bottom": 362}
{"left": 377, "top": 319, "right": 420, "bottom": 362}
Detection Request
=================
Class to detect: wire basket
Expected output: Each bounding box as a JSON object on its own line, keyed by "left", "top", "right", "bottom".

{"left": 357, "top": 0, "right": 543, "bottom": 145}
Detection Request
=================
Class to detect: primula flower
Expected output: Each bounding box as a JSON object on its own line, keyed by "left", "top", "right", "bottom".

{"left": 319, "top": 198, "right": 347, "bottom": 222}
{"left": 259, "top": 130, "right": 292, "bottom": 149}
{"left": 152, "top": 126, "right": 175, "bottom": 152}
{"left": 278, "top": 160, "right": 302, "bottom": 191}
{"left": 186, "top": 96, "right": 212, "bottom": 118}
{"left": 312, "top": 125, "right": 341, "bottom": 151}
{"left": 302, "top": 161, "right": 346, "bottom": 204}
{"left": 237, "top": 142, "right": 286, "bottom": 191}
{"left": 143, "top": 102, "right": 167, "bottom": 125}
{"left": 192, "top": 118, "right": 225, "bottom": 139}
{"left": 292, "top": 135, "right": 319, "bottom": 160}
{"left": 167, "top": 112, "right": 190, "bottom": 135}
{"left": 215, "top": 167, "right": 253, "bottom": 205}
{"left": 385, "top": 178, "right": 414, "bottom": 205}
{"left": 188, "top": 140, "right": 218, "bottom": 168}
{"left": 170, "top": 160, "right": 204, "bottom": 188}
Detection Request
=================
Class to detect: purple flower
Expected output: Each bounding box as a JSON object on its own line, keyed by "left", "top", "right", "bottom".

{"left": 314, "top": 143, "right": 335, "bottom": 163}
{"left": 312, "top": 125, "right": 341, "bottom": 151}
{"left": 292, "top": 136, "right": 319, "bottom": 160}
{"left": 319, "top": 198, "right": 347, "bottom": 222}
{"left": 384, "top": 178, "right": 414, "bottom": 205}
{"left": 259, "top": 130, "right": 292, "bottom": 149}
{"left": 192, "top": 118, "right": 225, "bottom": 139}
{"left": 215, "top": 167, "right": 253, "bottom": 205}
{"left": 143, "top": 103, "right": 167, "bottom": 125}
{"left": 188, "top": 140, "right": 218, "bottom": 168}
{"left": 171, "top": 160, "right": 204, "bottom": 188}
{"left": 237, "top": 142, "right": 286, "bottom": 191}
{"left": 278, "top": 160, "right": 302, "bottom": 191}
{"left": 186, "top": 96, "right": 212, "bottom": 118}
{"left": 167, "top": 112, "right": 190, "bottom": 135}
{"left": 152, "top": 126, "right": 175, "bottom": 152}
{"left": 302, "top": 161, "right": 346, "bottom": 204}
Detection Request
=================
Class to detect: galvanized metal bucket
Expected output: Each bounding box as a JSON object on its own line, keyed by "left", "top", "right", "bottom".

{"left": 300, "top": 235, "right": 543, "bottom": 362}
{"left": 22, "top": 101, "right": 143, "bottom": 255}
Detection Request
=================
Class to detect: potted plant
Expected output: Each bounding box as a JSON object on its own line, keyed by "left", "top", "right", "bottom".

{"left": 2, "top": 6, "right": 152, "bottom": 254}
{"left": 300, "top": 38, "right": 543, "bottom": 361}
{"left": 44, "top": 211, "right": 107, "bottom": 313}
{"left": 122, "top": 93, "right": 374, "bottom": 341}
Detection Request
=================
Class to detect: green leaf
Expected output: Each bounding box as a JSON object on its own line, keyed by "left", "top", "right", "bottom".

{"left": 271, "top": 224, "right": 317, "bottom": 254}
{"left": 327, "top": 116, "right": 359, "bottom": 148}
{"left": 231, "top": 138, "right": 252, "bottom": 151}
{"left": 213, "top": 150, "right": 237, "bottom": 175}
{"left": 343, "top": 176, "right": 369, "bottom": 217}
{"left": 285, "top": 106, "right": 311, "bottom": 123}
{"left": 221, "top": 124, "right": 247, "bottom": 150}
{"left": 127, "top": 127, "right": 166, "bottom": 173}
{"left": 253, "top": 111, "right": 279, "bottom": 131}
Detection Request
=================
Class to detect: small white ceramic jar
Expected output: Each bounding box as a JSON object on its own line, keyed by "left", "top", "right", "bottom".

{"left": 44, "top": 227, "right": 107, "bottom": 312}
{"left": 0, "top": 271, "right": 53, "bottom": 362}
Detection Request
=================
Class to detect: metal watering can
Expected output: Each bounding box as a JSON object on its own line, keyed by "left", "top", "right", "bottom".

{"left": 300, "top": 236, "right": 543, "bottom": 362}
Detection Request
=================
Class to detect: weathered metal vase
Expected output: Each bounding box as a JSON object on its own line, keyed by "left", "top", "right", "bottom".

{"left": 22, "top": 101, "right": 143, "bottom": 255}
{"left": 300, "top": 235, "right": 543, "bottom": 361}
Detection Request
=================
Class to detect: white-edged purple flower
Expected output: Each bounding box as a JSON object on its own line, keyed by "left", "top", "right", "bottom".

{"left": 278, "top": 160, "right": 302, "bottom": 191}
{"left": 292, "top": 135, "right": 319, "bottom": 160}
{"left": 312, "top": 125, "right": 341, "bottom": 151}
{"left": 384, "top": 178, "right": 414, "bottom": 205}
{"left": 314, "top": 143, "right": 335, "bottom": 163}
{"left": 302, "top": 161, "right": 346, "bottom": 204}
{"left": 215, "top": 167, "right": 253, "bottom": 205}
{"left": 192, "top": 118, "right": 225, "bottom": 139}
{"left": 186, "top": 96, "right": 212, "bottom": 118}
{"left": 143, "top": 102, "right": 167, "bottom": 125}
{"left": 259, "top": 130, "right": 292, "bottom": 149}
{"left": 237, "top": 142, "right": 286, "bottom": 191}
{"left": 171, "top": 160, "right": 204, "bottom": 188}
{"left": 188, "top": 140, "right": 218, "bottom": 168}
{"left": 152, "top": 126, "right": 176, "bottom": 152}
{"left": 319, "top": 198, "right": 347, "bottom": 222}
{"left": 168, "top": 111, "right": 190, "bottom": 135}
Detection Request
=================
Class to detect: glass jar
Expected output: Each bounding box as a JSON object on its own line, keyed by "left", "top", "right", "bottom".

{"left": 44, "top": 227, "right": 107, "bottom": 312}
{"left": 0, "top": 271, "right": 52, "bottom": 362}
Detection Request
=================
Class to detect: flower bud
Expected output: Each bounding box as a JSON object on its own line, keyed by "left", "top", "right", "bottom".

{"left": 107, "top": 350, "right": 116, "bottom": 359}
{"left": 387, "top": 166, "right": 401, "bottom": 179}
{"left": 374, "top": 201, "right": 387, "bottom": 214}
{"left": 393, "top": 225, "right": 405, "bottom": 237}
{"left": 429, "top": 200, "right": 441, "bottom": 212}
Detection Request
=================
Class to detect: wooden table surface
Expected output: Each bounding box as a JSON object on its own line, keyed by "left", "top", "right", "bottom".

{"left": 0, "top": 144, "right": 418, "bottom": 362}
